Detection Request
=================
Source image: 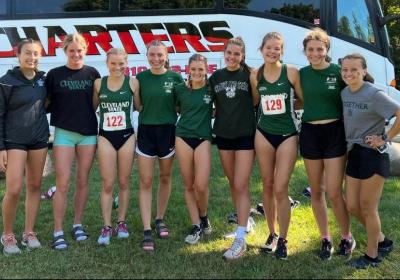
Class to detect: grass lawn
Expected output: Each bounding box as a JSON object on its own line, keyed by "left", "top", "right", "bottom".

{"left": 0, "top": 147, "right": 399, "bottom": 279}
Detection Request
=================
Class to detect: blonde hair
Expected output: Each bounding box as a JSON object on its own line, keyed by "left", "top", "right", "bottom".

{"left": 61, "top": 33, "right": 88, "bottom": 52}
{"left": 106, "top": 48, "right": 128, "bottom": 62}
{"left": 303, "top": 27, "right": 331, "bottom": 62}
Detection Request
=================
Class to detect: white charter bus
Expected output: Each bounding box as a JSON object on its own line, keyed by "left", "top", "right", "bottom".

{"left": 0, "top": 0, "right": 399, "bottom": 102}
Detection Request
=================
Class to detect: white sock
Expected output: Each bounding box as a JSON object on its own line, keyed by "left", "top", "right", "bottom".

{"left": 235, "top": 226, "right": 247, "bottom": 240}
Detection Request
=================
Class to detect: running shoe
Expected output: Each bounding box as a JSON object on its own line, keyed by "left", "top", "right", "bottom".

{"left": 350, "top": 255, "right": 381, "bottom": 269}
{"left": 21, "top": 232, "right": 42, "bottom": 250}
{"left": 1, "top": 234, "right": 21, "bottom": 256}
{"left": 260, "top": 233, "right": 278, "bottom": 253}
{"left": 337, "top": 237, "right": 356, "bottom": 257}
{"left": 200, "top": 216, "right": 212, "bottom": 235}
{"left": 223, "top": 238, "right": 246, "bottom": 260}
{"left": 378, "top": 237, "right": 394, "bottom": 255}
{"left": 185, "top": 225, "right": 202, "bottom": 245}
{"left": 115, "top": 221, "right": 129, "bottom": 239}
{"left": 275, "top": 237, "right": 288, "bottom": 260}
{"left": 97, "top": 226, "right": 113, "bottom": 245}
{"left": 319, "top": 238, "right": 334, "bottom": 260}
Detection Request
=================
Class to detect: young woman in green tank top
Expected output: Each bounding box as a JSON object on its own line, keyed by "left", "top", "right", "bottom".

{"left": 299, "top": 28, "right": 354, "bottom": 260}
{"left": 92, "top": 48, "right": 138, "bottom": 246}
{"left": 250, "top": 32, "right": 302, "bottom": 260}
{"left": 174, "top": 54, "right": 213, "bottom": 245}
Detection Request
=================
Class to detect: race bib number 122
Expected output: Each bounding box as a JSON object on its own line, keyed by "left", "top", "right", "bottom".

{"left": 103, "top": 111, "right": 127, "bottom": 131}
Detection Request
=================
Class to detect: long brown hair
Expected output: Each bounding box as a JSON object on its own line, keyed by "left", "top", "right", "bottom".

{"left": 225, "top": 37, "right": 251, "bottom": 73}
{"left": 341, "top": 53, "right": 374, "bottom": 83}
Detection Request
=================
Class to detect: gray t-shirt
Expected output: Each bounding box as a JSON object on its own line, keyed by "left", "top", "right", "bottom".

{"left": 342, "top": 82, "right": 400, "bottom": 151}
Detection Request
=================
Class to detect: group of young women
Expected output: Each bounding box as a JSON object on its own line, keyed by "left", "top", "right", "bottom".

{"left": 1, "top": 28, "right": 399, "bottom": 269}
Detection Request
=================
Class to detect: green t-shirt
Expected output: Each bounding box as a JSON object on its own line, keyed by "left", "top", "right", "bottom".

{"left": 257, "top": 64, "right": 297, "bottom": 135}
{"left": 300, "top": 63, "right": 345, "bottom": 122}
{"left": 98, "top": 76, "right": 133, "bottom": 131}
{"left": 174, "top": 83, "right": 213, "bottom": 140}
{"left": 209, "top": 68, "right": 256, "bottom": 138}
{"left": 136, "top": 69, "right": 184, "bottom": 125}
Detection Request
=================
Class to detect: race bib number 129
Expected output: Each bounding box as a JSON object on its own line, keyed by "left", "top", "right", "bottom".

{"left": 103, "top": 111, "right": 127, "bottom": 131}
{"left": 261, "top": 94, "right": 286, "bottom": 115}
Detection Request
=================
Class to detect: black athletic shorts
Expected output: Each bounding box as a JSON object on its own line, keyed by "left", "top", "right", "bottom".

{"left": 299, "top": 120, "right": 346, "bottom": 159}
{"left": 346, "top": 144, "right": 390, "bottom": 179}
{"left": 5, "top": 141, "right": 48, "bottom": 151}
{"left": 257, "top": 127, "right": 298, "bottom": 150}
{"left": 136, "top": 124, "right": 175, "bottom": 158}
{"left": 99, "top": 128, "right": 134, "bottom": 151}
{"left": 214, "top": 134, "right": 254, "bottom": 150}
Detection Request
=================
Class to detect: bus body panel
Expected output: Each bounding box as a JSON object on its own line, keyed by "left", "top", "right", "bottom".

{"left": 1, "top": 14, "right": 399, "bottom": 104}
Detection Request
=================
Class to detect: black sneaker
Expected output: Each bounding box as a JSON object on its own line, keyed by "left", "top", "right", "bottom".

{"left": 350, "top": 254, "right": 381, "bottom": 269}
{"left": 378, "top": 237, "right": 393, "bottom": 256}
{"left": 184, "top": 225, "right": 202, "bottom": 245}
{"left": 275, "top": 237, "right": 288, "bottom": 260}
{"left": 302, "top": 186, "right": 311, "bottom": 198}
{"left": 337, "top": 237, "right": 356, "bottom": 257}
{"left": 260, "top": 233, "right": 278, "bottom": 253}
{"left": 200, "top": 216, "right": 212, "bottom": 235}
{"left": 319, "top": 238, "right": 334, "bottom": 260}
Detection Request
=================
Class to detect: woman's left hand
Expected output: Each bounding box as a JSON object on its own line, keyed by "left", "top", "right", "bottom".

{"left": 364, "top": 135, "right": 385, "bottom": 149}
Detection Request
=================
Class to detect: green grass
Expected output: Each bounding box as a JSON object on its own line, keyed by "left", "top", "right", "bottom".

{"left": 0, "top": 147, "right": 399, "bottom": 279}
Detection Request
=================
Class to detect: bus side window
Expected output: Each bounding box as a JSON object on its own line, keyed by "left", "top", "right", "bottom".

{"left": 120, "top": 0, "right": 215, "bottom": 10}
{"left": 15, "top": 0, "right": 110, "bottom": 14}
{"left": 0, "top": 1, "right": 6, "bottom": 15}
{"left": 337, "top": 0, "right": 376, "bottom": 45}
{"left": 223, "top": 0, "right": 320, "bottom": 25}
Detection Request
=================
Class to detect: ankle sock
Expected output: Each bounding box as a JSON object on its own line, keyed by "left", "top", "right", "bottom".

{"left": 236, "top": 226, "right": 247, "bottom": 240}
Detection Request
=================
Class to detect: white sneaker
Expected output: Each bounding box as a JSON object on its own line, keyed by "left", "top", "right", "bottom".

{"left": 223, "top": 231, "right": 236, "bottom": 240}
{"left": 1, "top": 234, "right": 21, "bottom": 256}
{"left": 184, "top": 225, "right": 202, "bottom": 245}
{"left": 21, "top": 232, "right": 42, "bottom": 250}
{"left": 223, "top": 238, "right": 247, "bottom": 260}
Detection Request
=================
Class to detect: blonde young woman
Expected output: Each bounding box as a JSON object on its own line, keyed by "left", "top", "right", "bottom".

{"left": 0, "top": 39, "right": 49, "bottom": 256}
{"left": 299, "top": 28, "right": 354, "bottom": 260}
{"left": 46, "top": 33, "right": 100, "bottom": 250}
{"left": 93, "top": 48, "right": 138, "bottom": 245}
{"left": 250, "top": 32, "right": 302, "bottom": 260}
{"left": 341, "top": 53, "right": 400, "bottom": 268}
{"left": 209, "top": 37, "right": 258, "bottom": 260}
{"left": 174, "top": 54, "right": 213, "bottom": 245}
{"left": 135, "top": 40, "right": 184, "bottom": 251}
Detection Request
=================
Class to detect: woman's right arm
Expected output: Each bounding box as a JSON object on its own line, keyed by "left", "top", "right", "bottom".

{"left": 132, "top": 78, "right": 142, "bottom": 112}
{"left": 0, "top": 82, "right": 9, "bottom": 171}
{"left": 250, "top": 68, "right": 260, "bottom": 107}
{"left": 92, "top": 78, "right": 101, "bottom": 110}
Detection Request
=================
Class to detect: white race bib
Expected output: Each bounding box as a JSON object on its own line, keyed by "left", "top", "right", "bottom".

{"left": 103, "top": 111, "right": 127, "bottom": 131}
{"left": 261, "top": 94, "right": 286, "bottom": 115}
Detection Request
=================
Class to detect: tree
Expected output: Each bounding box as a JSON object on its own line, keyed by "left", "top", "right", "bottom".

{"left": 380, "top": 0, "right": 400, "bottom": 88}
